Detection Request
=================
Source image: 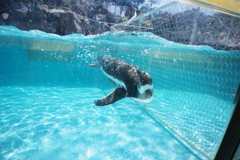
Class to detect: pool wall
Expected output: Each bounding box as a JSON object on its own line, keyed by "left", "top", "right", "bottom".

{"left": 0, "top": 39, "right": 109, "bottom": 88}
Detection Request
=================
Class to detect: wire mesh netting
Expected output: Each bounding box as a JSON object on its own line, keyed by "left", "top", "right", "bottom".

{"left": 143, "top": 51, "right": 239, "bottom": 159}
{"left": 111, "top": 1, "right": 240, "bottom": 51}
{"left": 110, "top": 1, "right": 240, "bottom": 159}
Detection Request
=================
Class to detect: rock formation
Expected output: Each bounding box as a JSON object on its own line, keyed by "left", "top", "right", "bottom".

{"left": 0, "top": 0, "right": 138, "bottom": 35}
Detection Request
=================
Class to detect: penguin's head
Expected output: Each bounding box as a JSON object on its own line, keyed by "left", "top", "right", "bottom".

{"left": 135, "top": 68, "right": 153, "bottom": 103}
{"left": 137, "top": 69, "right": 152, "bottom": 86}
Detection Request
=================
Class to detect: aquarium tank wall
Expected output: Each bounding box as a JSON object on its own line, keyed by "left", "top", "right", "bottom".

{"left": 0, "top": 0, "right": 240, "bottom": 160}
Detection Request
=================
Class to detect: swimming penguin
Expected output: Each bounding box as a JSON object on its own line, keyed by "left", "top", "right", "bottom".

{"left": 90, "top": 54, "right": 153, "bottom": 106}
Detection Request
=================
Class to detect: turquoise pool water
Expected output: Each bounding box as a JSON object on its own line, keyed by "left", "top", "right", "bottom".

{"left": 1, "top": 86, "right": 203, "bottom": 160}
{"left": 0, "top": 26, "right": 239, "bottom": 160}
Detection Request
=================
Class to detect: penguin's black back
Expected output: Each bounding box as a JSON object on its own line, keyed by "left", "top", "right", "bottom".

{"left": 98, "top": 54, "right": 138, "bottom": 97}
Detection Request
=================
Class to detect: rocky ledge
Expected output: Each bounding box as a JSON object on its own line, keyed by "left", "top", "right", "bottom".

{"left": 0, "top": 0, "right": 138, "bottom": 35}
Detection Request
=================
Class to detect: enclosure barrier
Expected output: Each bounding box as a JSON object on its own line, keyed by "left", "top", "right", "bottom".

{"left": 111, "top": 1, "right": 240, "bottom": 159}
{"left": 111, "top": 1, "right": 240, "bottom": 51}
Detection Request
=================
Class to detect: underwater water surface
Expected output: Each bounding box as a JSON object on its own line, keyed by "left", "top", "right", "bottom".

{"left": 0, "top": 26, "right": 239, "bottom": 160}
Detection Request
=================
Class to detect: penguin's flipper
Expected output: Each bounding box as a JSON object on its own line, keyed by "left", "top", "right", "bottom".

{"left": 94, "top": 88, "right": 127, "bottom": 106}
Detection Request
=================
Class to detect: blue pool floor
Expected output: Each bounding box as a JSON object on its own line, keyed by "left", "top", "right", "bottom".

{"left": 0, "top": 86, "right": 202, "bottom": 160}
